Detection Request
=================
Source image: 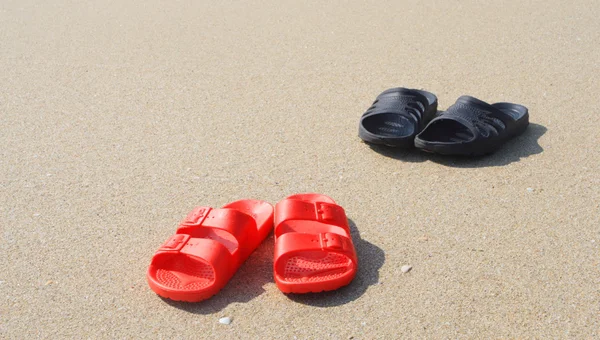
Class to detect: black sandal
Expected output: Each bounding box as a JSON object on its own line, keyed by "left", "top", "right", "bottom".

{"left": 359, "top": 88, "right": 438, "bottom": 148}
{"left": 415, "top": 96, "right": 529, "bottom": 156}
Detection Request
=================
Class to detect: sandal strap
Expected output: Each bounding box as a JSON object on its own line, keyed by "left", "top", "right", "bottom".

{"left": 177, "top": 206, "right": 258, "bottom": 257}
{"left": 435, "top": 96, "right": 515, "bottom": 138}
{"left": 155, "top": 234, "right": 235, "bottom": 280}
{"left": 274, "top": 232, "right": 356, "bottom": 264}
{"left": 361, "top": 88, "right": 430, "bottom": 128}
{"left": 274, "top": 199, "right": 349, "bottom": 232}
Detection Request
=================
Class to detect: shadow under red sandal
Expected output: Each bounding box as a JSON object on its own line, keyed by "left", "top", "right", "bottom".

{"left": 273, "top": 194, "right": 358, "bottom": 293}
{"left": 147, "top": 199, "right": 274, "bottom": 302}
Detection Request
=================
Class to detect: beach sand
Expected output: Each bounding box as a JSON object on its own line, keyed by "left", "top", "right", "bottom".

{"left": 1, "top": 0, "right": 599, "bottom": 338}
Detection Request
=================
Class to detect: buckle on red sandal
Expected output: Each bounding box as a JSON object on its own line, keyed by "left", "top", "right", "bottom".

{"left": 158, "top": 234, "right": 190, "bottom": 252}
{"left": 180, "top": 207, "right": 212, "bottom": 227}
{"left": 315, "top": 203, "right": 339, "bottom": 221}
{"left": 318, "top": 232, "right": 344, "bottom": 251}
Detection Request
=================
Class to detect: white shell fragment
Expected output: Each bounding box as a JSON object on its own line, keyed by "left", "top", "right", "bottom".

{"left": 219, "top": 317, "right": 232, "bottom": 325}
{"left": 401, "top": 265, "right": 412, "bottom": 273}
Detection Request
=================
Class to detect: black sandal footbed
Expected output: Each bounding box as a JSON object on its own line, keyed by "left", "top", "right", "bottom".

{"left": 359, "top": 88, "right": 438, "bottom": 148}
{"left": 414, "top": 96, "right": 529, "bottom": 156}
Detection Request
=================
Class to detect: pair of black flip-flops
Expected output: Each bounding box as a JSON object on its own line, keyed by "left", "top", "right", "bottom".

{"left": 358, "top": 88, "right": 529, "bottom": 156}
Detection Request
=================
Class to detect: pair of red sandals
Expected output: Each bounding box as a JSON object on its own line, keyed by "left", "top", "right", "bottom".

{"left": 147, "top": 194, "right": 358, "bottom": 302}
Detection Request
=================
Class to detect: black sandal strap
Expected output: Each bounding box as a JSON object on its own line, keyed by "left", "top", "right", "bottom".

{"left": 361, "top": 88, "right": 431, "bottom": 128}
{"left": 433, "top": 96, "right": 515, "bottom": 139}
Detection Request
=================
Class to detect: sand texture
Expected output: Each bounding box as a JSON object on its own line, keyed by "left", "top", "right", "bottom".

{"left": 1, "top": 0, "right": 599, "bottom": 338}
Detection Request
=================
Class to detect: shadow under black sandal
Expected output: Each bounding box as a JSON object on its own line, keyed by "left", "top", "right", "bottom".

{"left": 358, "top": 87, "right": 438, "bottom": 148}
{"left": 414, "top": 96, "right": 529, "bottom": 156}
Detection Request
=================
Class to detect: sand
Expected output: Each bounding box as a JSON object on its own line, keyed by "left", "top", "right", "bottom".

{"left": 1, "top": 0, "right": 599, "bottom": 338}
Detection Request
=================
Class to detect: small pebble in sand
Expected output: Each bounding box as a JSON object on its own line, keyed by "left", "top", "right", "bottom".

{"left": 401, "top": 265, "right": 412, "bottom": 273}
{"left": 219, "top": 317, "right": 232, "bottom": 325}
{"left": 527, "top": 188, "right": 534, "bottom": 193}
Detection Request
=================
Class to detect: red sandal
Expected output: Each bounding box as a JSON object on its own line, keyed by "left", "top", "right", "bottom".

{"left": 273, "top": 194, "right": 358, "bottom": 293}
{"left": 147, "top": 199, "right": 274, "bottom": 302}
